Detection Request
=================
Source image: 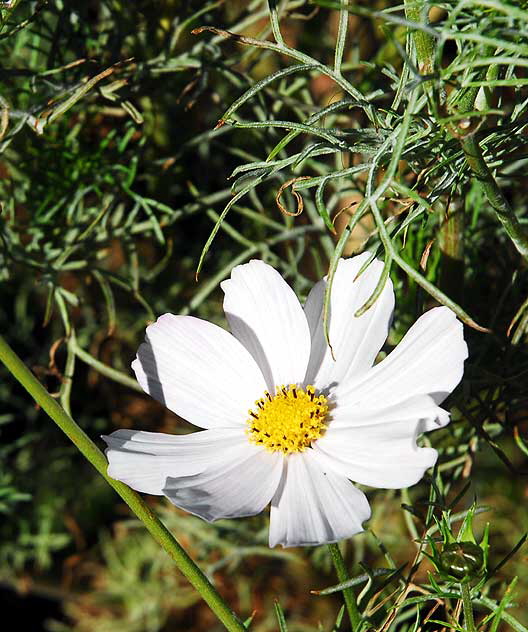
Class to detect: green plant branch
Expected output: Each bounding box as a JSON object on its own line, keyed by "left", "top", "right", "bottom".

{"left": 460, "top": 582, "right": 477, "bottom": 632}
{"left": 0, "top": 334, "right": 247, "bottom": 632}
{"left": 334, "top": 0, "right": 348, "bottom": 75}
{"left": 71, "top": 338, "right": 143, "bottom": 392}
{"left": 405, "top": 0, "right": 528, "bottom": 274}
{"left": 368, "top": 92, "right": 489, "bottom": 332}
{"left": 328, "top": 543, "right": 362, "bottom": 631}
{"left": 191, "top": 26, "right": 377, "bottom": 123}
{"left": 460, "top": 133, "right": 528, "bottom": 260}
{"left": 268, "top": 0, "right": 285, "bottom": 46}
{"left": 446, "top": 35, "right": 528, "bottom": 261}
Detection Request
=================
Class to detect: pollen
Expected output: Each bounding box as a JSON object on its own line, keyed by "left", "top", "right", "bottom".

{"left": 247, "top": 384, "right": 328, "bottom": 454}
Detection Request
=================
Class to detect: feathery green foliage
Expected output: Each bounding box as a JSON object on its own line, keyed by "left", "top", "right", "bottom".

{"left": 1, "top": 0, "right": 528, "bottom": 630}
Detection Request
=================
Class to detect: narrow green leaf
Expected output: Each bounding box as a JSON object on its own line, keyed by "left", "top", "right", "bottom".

{"left": 274, "top": 600, "right": 288, "bottom": 632}
{"left": 220, "top": 65, "right": 318, "bottom": 123}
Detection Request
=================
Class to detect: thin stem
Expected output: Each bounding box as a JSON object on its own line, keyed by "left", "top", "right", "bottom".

{"left": 71, "top": 338, "right": 143, "bottom": 392}
{"left": 192, "top": 26, "right": 376, "bottom": 123}
{"left": 327, "top": 543, "right": 362, "bottom": 631}
{"left": 334, "top": 0, "right": 348, "bottom": 75}
{"left": 0, "top": 335, "right": 247, "bottom": 632}
{"left": 268, "top": 0, "right": 285, "bottom": 46}
{"left": 460, "top": 581, "right": 477, "bottom": 632}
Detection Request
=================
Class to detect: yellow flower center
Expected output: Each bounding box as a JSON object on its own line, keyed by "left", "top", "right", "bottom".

{"left": 247, "top": 384, "right": 328, "bottom": 454}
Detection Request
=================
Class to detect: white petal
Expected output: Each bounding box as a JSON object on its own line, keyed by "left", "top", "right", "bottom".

{"left": 318, "top": 307, "right": 466, "bottom": 490}
{"left": 221, "top": 260, "right": 311, "bottom": 390}
{"left": 104, "top": 428, "right": 245, "bottom": 495}
{"left": 336, "top": 306, "right": 468, "bottom": 408}
{"left": 304, "top": 254, "right": 394, "bottom": 390}
{"left": 330, "top": 394, "right": 450, "bottom": 433}
{"left": 269, "top": 450, "right": 371, "bottom": 547}
{"left": 132, "top": 314, "right": 266, "bottom": 429}
{"left": 163, "top": 443, "right": 284, "bottom": 522}
{"left": 314, "top": 415, "right": 440, "bottom": 489}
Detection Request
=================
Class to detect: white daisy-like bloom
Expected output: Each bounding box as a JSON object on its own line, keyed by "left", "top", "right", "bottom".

{"left": 104, "top": 253, "right": 468, "bottom": 548}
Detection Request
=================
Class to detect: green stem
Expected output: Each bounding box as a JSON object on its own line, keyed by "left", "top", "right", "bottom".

{"left": 460, "top": 134, "right": 528, "bottom": 261}
{"left": 327, "top": 543, "right": 362, "bottom": 631}
{"left": 0, "top": 335, "right": 246, "bottom": 632}
{"left": 438, "top": 198, "right": 465, "bottom": 302}
{"left": 403, "top": 0, "right": 435, "bottom": 75}
{"left": 71, "top": 337, "right": 143, "bottom": 392}
{"left": 460, "top": 581, "right": 477, "bottom": 632}
{"left": 334, "top": 0, "right": 348, "bottom": 75}
{"left": 267, "top": 0, "right": 284, "bottom": 46}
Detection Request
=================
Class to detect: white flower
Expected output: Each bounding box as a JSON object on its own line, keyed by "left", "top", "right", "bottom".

{"left": 104, "top": 253, "right": 468, "bottom": 548}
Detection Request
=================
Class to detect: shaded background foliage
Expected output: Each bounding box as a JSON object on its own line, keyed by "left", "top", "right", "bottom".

{"left": 1, "top": 0, "right": 528, "bottom": 630}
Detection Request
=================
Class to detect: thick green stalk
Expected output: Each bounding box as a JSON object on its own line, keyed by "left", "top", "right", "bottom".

{"left": 0, "top": 335, "right": 246, "bottom": 632}
{"left": 460, "top": 582, "right": 477, "bottom": 632}
{"left": 460, "top": 134, "right": 528, "bottom": 260}
{"left": 328, "top": 543, "right": 362, "bottom": 631}
{"left": 403, "top": 0, "right": 435, "bottom": 75}
{"left": 438, "top": 199, "right": 465, "bottom": 302}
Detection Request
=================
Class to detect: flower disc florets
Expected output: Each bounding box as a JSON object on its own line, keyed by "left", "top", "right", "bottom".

{"left": 247, "top": 384, "right": 328, "bottom": 454}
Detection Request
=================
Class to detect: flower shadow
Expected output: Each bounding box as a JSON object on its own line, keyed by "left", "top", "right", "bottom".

{"left": 137, "top": 333, "right": 167, "bottom": 409}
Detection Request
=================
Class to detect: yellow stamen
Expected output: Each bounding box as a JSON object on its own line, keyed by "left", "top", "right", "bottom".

{"left": 247, "top": 384, "right": 328, "bottom": 454}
